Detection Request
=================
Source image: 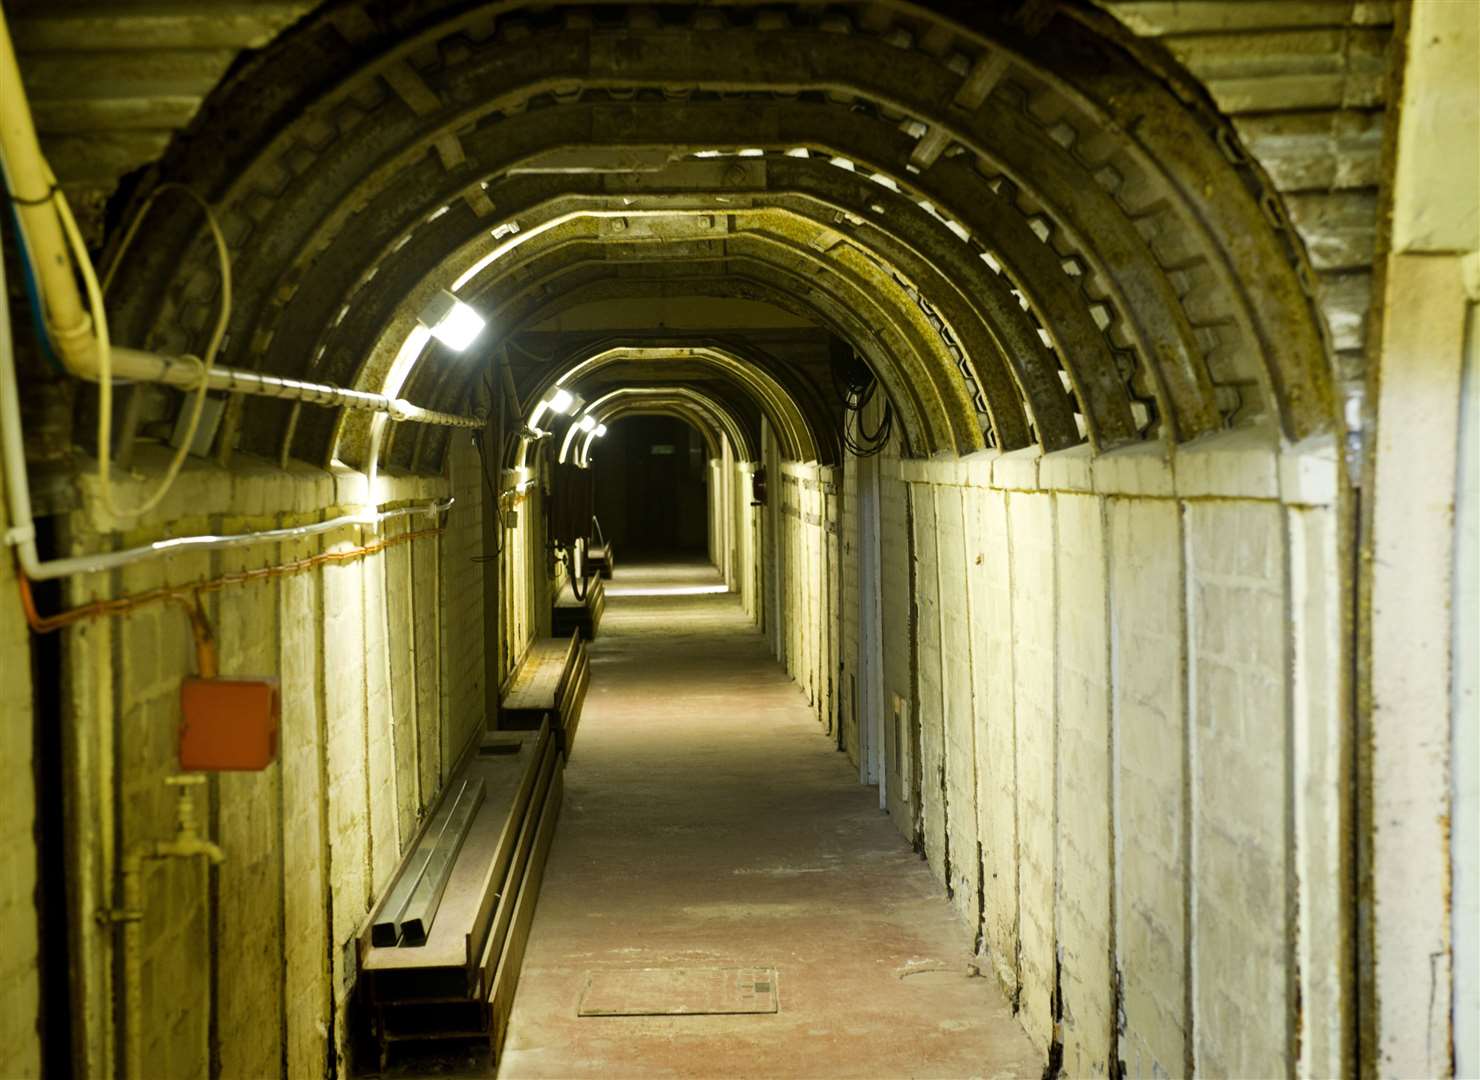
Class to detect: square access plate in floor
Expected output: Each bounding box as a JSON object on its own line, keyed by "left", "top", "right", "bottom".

{"left": 578, "top": 967, "right": 779, "bottom": 1017}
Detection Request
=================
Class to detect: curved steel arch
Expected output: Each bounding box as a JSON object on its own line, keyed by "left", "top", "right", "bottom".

{"left": 102, "top": 1, "right": 1333, "bottom": 476}
{"left": 561, "top": 387, "right": 750, "bottom": 468}
{"left": 544, "top": 346, "right": 815, "bottom": 465}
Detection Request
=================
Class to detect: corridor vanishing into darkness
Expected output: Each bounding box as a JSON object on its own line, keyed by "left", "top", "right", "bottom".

{"left": 0, "top": 2, "right": 1474, "bottom": 1079}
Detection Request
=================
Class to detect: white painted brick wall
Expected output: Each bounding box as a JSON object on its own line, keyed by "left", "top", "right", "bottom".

{"left": 910, "top": 482, "right": 949, "bottom": 887}
{"left": 975, "top": 486, "right": 1020, "bottom": 999}
{"left": 879, "top": 457, "right": 916, "bottom": 840}
{"left": 38, "top": 453, "right": 479, "bottom": 1078}
{"left": 213, "top": 534, "right": 285, "bottom": 1080}
{"left": 1288, "top": 504, "right": 1346, "bottom": 1079}
{"left": 0, "top": 468, "right": 40, "bottom": 1080}
{"left": 1108, "top": 498, "right": 1189, "bottom": 1079}
{"left": 1186, "top": 502, "right": 1290, "bottom": 1079}
{"left": 934, "top": 486, "right": 980, "bottom": 929}
{"left": 1054, "top": 493, "right": 1113, "bottom": 1076}
{"left": 1007, "top": 491, "right": 1058, "bottom": 1053}
{"left": 832, "top": 431, "right": 1328, "bottom": 1078}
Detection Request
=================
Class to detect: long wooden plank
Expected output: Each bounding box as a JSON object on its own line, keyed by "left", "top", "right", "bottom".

{"left": 553, "top": 578, "right": 602, "bottom": 638}
{"left": 490, "top": 763, "right": 566, "bottom": 1063}
{"left": 556, "top": 645, "right": 589, "bottom": 757}
{"left": 464, "top": 720, "right": 551, "bottom": 991}
{"left": 502, "top": 634, "right": 579, "bottom": 712}
{"left": 475, "top": 736, "right": 558, "bottom": 996}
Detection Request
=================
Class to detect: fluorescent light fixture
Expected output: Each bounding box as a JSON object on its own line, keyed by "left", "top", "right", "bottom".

{"left": 578, "top": 415, "right": 596, "bottom": 433}
{"left": 594, "top": 423, "right": 607, "bottom": 437}
{"left": 546, "top": 388, "right": 575, "bottom": 414}
{"left": 418, "top": 289, "right": 485, "bottom": 351}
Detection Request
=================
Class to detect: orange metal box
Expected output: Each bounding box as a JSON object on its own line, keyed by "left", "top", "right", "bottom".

{"left": 179, "top": 677, "right": 280, "bottom": 771}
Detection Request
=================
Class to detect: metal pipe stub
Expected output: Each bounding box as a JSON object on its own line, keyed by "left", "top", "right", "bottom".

{"left": 400, "top": 778, "right": 486, "bottom": 945}
{"left": 371, "top": 777, "right": 486, "bottom": 946}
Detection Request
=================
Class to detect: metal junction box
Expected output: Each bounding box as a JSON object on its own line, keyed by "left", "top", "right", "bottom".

{"left": 179, "top": 677, "right": 280, "bottom": 771}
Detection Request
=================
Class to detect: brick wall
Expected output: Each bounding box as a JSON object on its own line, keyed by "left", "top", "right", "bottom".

{"left": 0, "top": 467, "right": 40, "bottom": 1079}
{"left": 774, "top": 461, "right": 837, "bottom": 735}
{"left": 32, "top": 449, "right": 487, "bottom": 1077}
{"left": 836, "top": 428, "right": 1341, "bottom": 1075}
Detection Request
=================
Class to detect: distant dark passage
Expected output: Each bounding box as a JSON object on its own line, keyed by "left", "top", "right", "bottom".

{"left": 591, "top": 415, "right": 709, "bottom": 558}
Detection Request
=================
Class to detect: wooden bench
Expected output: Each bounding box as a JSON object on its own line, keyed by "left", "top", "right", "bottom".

{"left": 586, "top": 541, "right": 614, "bottom": 580}
{"left": 358, "top": 721, "right": 563, "bottom": 1068}
{"left": 552, "top": 573, "right": 605, "bottom": 640}
{"left": 499, "top": 631, "right": 589, "bottom": 757}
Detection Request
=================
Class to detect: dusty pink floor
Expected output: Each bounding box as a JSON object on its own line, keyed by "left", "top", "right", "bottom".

{"left": 497, "top": 560, "right": 1039, "bottom": 1079}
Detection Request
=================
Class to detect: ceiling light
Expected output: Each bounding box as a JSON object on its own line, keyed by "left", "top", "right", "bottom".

{"left": 578, "top": 415, "right": 596, "bottom": 433}
{"left": 418, "top": 289, "right": 485, "bottom": 351}
{"left": 546, "top": 388, "right": 575, "bottom": 414}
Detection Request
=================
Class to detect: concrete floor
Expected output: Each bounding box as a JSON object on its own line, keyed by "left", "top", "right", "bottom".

{"left": 495, "top": 560, "right": 1040, "bottom": 1079}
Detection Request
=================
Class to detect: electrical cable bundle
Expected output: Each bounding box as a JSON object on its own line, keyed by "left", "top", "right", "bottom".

{"left": 831, "top": 349, "right": 893, "bottom": 458}
{"left": 469, "top": 426, "right": 503, "bottom": 561}
{"left": 562, "top": 543, "right": 589, "bottom": 602}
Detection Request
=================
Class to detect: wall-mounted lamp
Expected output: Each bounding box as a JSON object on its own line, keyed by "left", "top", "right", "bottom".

{"left": 418, "top": 289, "right": 486, "bottom": 351}
{"left": 544, "top": 387, "right": 577, "bottom": 414}
{"left": 577, "top": 414, "right": 596, "bottom": 433}
{"left": 594, "top": 423, "right": 607, "bottom": 437}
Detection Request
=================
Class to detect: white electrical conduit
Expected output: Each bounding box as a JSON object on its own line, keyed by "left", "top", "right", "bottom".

{"left": 0, "top": 10, "right": 477, "bottom": 580}
{"left": 0, "top": 8, "right": 476, "bottom": 479}
{"left": 2, "top": 215, "right": 455, "bottom": 581}
{"left": 96, "top": 346, "right": 479, "bottom": 427}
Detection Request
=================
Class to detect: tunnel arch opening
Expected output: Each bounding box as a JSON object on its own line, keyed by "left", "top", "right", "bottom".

{"left": 1, "top": 3, "right": 1402, "bottom": 1078}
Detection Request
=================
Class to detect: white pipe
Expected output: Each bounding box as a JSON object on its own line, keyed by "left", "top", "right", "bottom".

{"left": 0, "top": 92, "right": 464, "bottom": 582}
{"left": 115, "top": 778, "right": 225, "bottom": 1080}
{"left": 1, "top": 10, "right": 476, "bottom": 429}
{"left": 0, "top": 9, "right": 94, "bottom": 371}
{"left": 0, "top": 216, "right": 39, "bottom": 563}
{"left": 20, "top": 490, "right": 450, "bottom": 582}
{"left": 4, "top": 243, "right": 452, "bottom": 580}
{"left": 105, "top": 346, "right": 479, "bottom": 428}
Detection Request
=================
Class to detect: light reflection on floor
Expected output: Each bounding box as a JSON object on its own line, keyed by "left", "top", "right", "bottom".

{"left": 603, "top": 583, "right": 730, "bottom": 597}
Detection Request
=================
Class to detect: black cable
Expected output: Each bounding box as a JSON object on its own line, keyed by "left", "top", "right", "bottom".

{"left": 563, "top": 543, "right": 589, "bottom": 602}
{"left": 832, "top": 348, "right": 893, "bottom": 458}
{"left": 470, "top": 428, "right": 503, "bottom": 559}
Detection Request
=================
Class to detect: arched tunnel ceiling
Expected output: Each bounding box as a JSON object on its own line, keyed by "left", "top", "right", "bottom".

{"left": 543, "top": 342, "right": 822, "bottom": 464}
{"left": 16, "top": 1, "right": 1391, "bottom": 472}
{"left": 563, "top": 388, "right": 747, "bottom": 467}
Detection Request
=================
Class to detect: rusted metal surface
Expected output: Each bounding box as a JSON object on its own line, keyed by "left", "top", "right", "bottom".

{"left": 12, "top": 0, "right": 1377, "bottom": 471}
{"left": 1099, "top": 0, "right": 1393, "bottom": 388}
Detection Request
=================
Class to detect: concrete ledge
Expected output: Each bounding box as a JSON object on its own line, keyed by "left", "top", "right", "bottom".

{"left": 76, "top": 451, "right": 449, "bottom": 541}
{"left": 960, "top": 449, "right": 1000, "bottom": 489}
{"left": 781, "top": 460, "right": 821, "bottom": 482}
{"left": 893, "top": 430, "right": 1337, "bottom": 504}
{"left": 1091, "top": 441, "right": 1173, "bottom": 497}
{"left": 1279, "top": 434, "right": 1340, "bottom": 507}
{"left": 900, "top": 458, "right": 930, "bottom": 484}
{"left": 1173, "top": 427, "right": 1280, "bottom": 500}
{"left": 914, "top": 456, "right": 970, "bottom": 486}
{"left": 1039, "top": 445, "right": 1093, "bottom": 493}
{"left": 992, "top": 446, "right": 1042, "bottom": 491}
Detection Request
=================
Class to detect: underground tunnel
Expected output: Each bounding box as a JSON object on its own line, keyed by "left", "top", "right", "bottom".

{"left": 0, "top": 1, "right": 1475, "bottom": 1077}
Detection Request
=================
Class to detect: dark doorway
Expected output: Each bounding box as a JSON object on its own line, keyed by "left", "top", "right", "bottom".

{"left": 591, "top": 416, "right": 708, "bottom": 558}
